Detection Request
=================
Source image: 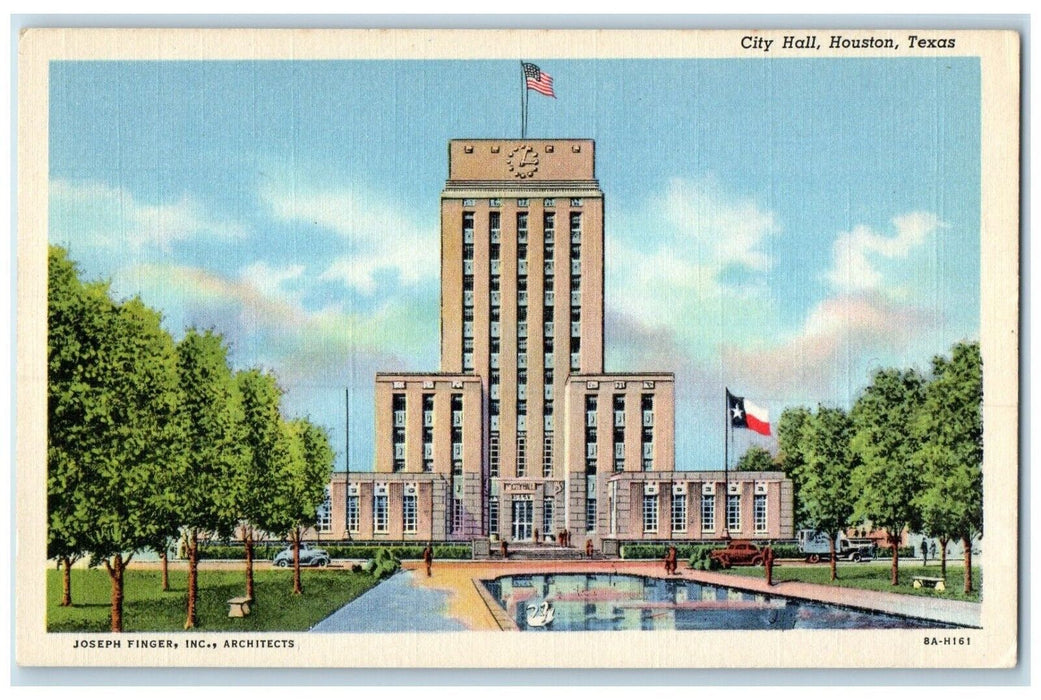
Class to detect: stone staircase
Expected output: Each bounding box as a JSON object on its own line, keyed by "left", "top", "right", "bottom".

{"left": 481, "top": 545, "right": 608, "bottom": 561}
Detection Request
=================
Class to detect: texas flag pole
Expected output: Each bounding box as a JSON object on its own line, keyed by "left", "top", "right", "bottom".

{"left": 725, "top": 389, "right": 772, "bottom": 537}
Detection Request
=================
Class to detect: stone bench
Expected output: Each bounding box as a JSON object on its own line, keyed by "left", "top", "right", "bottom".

{"left": 227, "top": 596, "right": 252, "bottom": 617}
{"left": 912, "top": 576, "right": 946, "bottom": 591}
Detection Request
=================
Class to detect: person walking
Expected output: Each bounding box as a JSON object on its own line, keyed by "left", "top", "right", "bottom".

{"left": 422, "top": 544, "right": 433, "bottom": 577}
{"left": 585, "top": 539, "right": 594, "bottom": 559}
{"left": 764, "top": 545, "right": 775, "bottom": 586}
{"left": 666, "top": 545, "right": 678, "bottom": 575}
{"left": 501, "top": 539, "right": 509, "bottom": 560}
{"left": 920, "top": 539, "right": 929, "bottom": 566}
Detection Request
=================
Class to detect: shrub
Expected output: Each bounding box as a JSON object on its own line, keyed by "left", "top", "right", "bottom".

{"left": 877, "top": 546, "right": 915, "bottom": 558}
{"left": 687, "top": 545, "right": 722, "bottom": 571}
{"left": 363, "top": 547, "right": 401, "bottom": 580}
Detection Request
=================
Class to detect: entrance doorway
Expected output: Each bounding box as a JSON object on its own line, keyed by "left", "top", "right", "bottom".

{"left": 511, "top": 498, "right": 533, "bottom": 542}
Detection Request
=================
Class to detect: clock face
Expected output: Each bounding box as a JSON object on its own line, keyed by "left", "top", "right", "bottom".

{"left": 507, "top": 145, "right": 539, "bottom": 178}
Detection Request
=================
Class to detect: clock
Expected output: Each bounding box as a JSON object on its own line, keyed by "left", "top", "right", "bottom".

{"left": 506, "top": 145, "right": 539, "bottom": 179}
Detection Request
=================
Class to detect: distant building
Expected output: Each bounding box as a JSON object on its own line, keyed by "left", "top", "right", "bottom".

{"left": 319, "top": 139, "right": 793, "bottom": 550}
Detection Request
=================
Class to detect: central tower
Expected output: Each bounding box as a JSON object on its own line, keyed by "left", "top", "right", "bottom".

{"left": 440, "top": 140, "right": 605, "bottom": 538}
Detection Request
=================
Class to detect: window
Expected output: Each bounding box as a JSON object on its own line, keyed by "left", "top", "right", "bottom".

{"left": 641, "top": 395, "right": 654, "bottom": 471}
{"left": 403, "top": 493, "right": 417, "bottom": 533}
{"left": 347, "top": 494, "right": 360, "bottom": 532}
{"left": 543, "top": 432, "right": 553, "bottom": 477}
{"left": 451, "top": 395, "right": 463, "bottom": 474}
{"left": 489, "top": 499, "right": 499, "bottom": 536}
{"left": 701, "top": 494, "right": 715, "bottom": 532}
{"left": 727, "top": 494, "right": 741, "bottom": 533}
{"left": 517, "top": 198, "right": 529, "bottom": 208}
{"left": 543, "top": 498, "right": 554, "bottom": 535}
{"left": 570, "top": 212, "right": 582, "bottom": 243}
{"left": 452, "top": 499, "right": 463, "bottom": 533}
{"left": 671, "top": 493, "right": 687, "bottom": 533}
{"left": 316, "top": 488, "right": 332, "bottom": 532}
{"left": 392, "top": 394, "right": 406, "bottom": 472}
{"left": 586, "top": 498, "right": 597, "bottom": 533}
{"left": 754, "top": 494, "right": 768, "bottom": 533}
{"left": 544, "top": 198, "right": 555, "bottom": 207}
{"left": 643, "top": 494, "right": 659, "bottom": 533}
{"left": 489, "top": 432, "right": 500, "bottom": 477}
{"left": 517, "top": 433, "right": 527, "bottom": 477}
{"left": 570, "top": 198, "right": 582, "bottom": 207}
{"left": 374, "top": 494, "right": 388, "bottom": 533}
{"left": 613, "top": 428, "right": 625, "bottom": 472}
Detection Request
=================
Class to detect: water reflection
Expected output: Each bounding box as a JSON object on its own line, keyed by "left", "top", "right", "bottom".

{"left": 482, "top": 573, "right": 955, "bottom": 631}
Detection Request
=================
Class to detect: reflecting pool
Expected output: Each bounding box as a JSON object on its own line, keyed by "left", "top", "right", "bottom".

{"left": 482, "top": 573, "right": 957, "bottom": 631}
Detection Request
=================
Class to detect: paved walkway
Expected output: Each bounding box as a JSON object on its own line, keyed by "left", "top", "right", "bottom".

{"left": 403, "top": 560, "right": 981, "bottom": 629}
{"left": 311, "top": 570, "right": 466, "bottom": 632}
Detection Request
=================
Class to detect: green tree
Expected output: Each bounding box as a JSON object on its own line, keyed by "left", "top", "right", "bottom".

{"left": 263, "top": 419, "right": 335, "bottom": 595}
{"left": 232, "top": 369, "right": 290, "bottom": 602}
{"left": 175, "top": 329, "right": 248, "bottom": 627}
{"left": 776, "top": 406, "right": 812, "bottom": 527}
{"left": 48, "top": 246, "right": 186, "bottom": 631}
{"left": 850, "top": 368, "right": 926, "bottom": 586}
{"left": 914, "top": 342, "right": 983, "bottom": 593}
{"left": 793, "top": 406, "right": 858, "bottom": 581}
{"left": 47, "top": 247, "right": 103, "bottom": 606}
{"left": 734, "top": 446, "right": 775, "bottom": 471}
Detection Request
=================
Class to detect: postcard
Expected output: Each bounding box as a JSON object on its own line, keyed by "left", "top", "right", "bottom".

{"left": 16, "top": 27, "right": 1020, "bottom": 668}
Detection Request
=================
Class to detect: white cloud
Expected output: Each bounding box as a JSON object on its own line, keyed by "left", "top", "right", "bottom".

{"left": 825, "top": 211, "right": 944, "bottom": 294}
{"left": 50, "top": 178, "right": 247, "bottom": 253}
{"left": 722, "top": 293, "right": 937, "bottom": 402}
{"left": 261, "top": 182, "right": 438, "bottom": 294}
{"left": 239, "top": 260, "right": 305, "bottom": 301}
{"left": 606, "top": 176, "right": 781, "bottom": 350}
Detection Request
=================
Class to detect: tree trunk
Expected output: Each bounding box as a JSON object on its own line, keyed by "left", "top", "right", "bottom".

{"left": 160, "top": 549, "right": 170, "bottom": 592}
{"left": 292, "top": 528, "right": 303, "bottom": 596}
{"left": 244, "top": 527, "right": 255, "bottom": 601}
{"left": 829, "top": 533, "right": 837, "bottom": 581}
{"left": 60, "top": 556, "right": 72, "bottom": 607}
{"left": 889, "top": 533, "right": 900, "bottom": 586}
{"left": 962, "top": 535, "right": 973, "bottom": 594}
{"left": 939, "top": 536, "right": 949, "bottom": 579}
{"left": 184, "top": 530, "right": 198, "bottom": 630}
{"left": 105, "top": 556, "right": 125, "bottom": 633}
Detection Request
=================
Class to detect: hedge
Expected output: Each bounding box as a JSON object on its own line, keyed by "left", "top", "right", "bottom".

{"left": 620, "top": 541, "right": 801, "bottom": 561}
{"left": 877, "top": 546, "right": 916, "bottom": 558}
{"left": 196, "top": 542, "right": 472, "bottom": 561}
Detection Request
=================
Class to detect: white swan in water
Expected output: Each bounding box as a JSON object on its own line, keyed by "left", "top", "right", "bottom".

{"left": 526, "top": 600, "right": 555, "bottom": 628}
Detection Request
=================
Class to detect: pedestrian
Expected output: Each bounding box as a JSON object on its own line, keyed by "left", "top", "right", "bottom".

{"left": 667, "top": 545, "right": 678, "bottom": 574}
{"left": 501, "top": 539, "right": 509, "bottom": 560}
{"left": 586, "top": 539, "right": 593, "bottom": 558}
{"left": 764, "top": 545, "right": 775, "bottom": 586}
{"left": 422, "top": 544, "right": 433, "bottom": 577}
{"left": 930, "top": 541, "right": 937, "bottom": 559}
{"left": 920, "top": 539, "right": 929, "bottom": 566}
{"left": 534, "top": 528, "right": 540, "bottom": 545}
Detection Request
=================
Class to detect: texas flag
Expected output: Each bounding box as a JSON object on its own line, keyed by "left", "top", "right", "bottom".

{"left": 727, "top": 390, "right": 772, "bottom": 436}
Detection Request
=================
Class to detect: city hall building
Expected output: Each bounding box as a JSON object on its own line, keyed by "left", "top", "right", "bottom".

{"left": 321, "top": 139, "right": 793, "bottom": 551}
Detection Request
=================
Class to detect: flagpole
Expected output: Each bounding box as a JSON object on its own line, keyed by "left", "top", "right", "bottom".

{"left": 521, "top": 61, "right": 528, "bottom": 139}
{"left": 724, "top": 387, "right": 730, "bottom": 539}
{"left": 518, "top": 61, "right": 524, "bottom": 138}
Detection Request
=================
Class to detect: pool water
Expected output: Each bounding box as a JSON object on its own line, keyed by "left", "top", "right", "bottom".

{"left": 482, "top": 573, "right": 956, "bottom": 631}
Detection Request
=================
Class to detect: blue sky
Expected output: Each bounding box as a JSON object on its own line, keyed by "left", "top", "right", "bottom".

{"left": 49, "top": 58, "right": 981, "bottom": 471}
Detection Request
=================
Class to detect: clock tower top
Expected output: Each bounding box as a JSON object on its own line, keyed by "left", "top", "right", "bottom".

{"left": 445, "top": 139, "right": 596, "bottom": 184}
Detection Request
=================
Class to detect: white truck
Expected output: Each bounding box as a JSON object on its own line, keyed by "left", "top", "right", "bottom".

{"left": 796, "top": 529, "right": 876, "bottom": 563}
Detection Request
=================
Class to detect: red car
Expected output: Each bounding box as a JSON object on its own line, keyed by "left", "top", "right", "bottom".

{"left": 709, "top": 540, "right": 765, "bottom": 568}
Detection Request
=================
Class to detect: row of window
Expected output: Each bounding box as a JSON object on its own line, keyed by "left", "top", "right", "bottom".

{"left": 641, "top": 493, "right": 769, "bottom": 534}
{"left": 390, "top": 393, "right": 463, "bottom": 473}
{"left": 338, "top": 489, "right": 769, "bottom": 536}
{"left": 345, "top": 493, "right": 418, "bottom": 534}
{"left": 462, "top": 198, "right": 583, "bottom": 208}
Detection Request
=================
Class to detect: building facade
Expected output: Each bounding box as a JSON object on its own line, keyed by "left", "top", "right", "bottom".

{"left": 321, "top": 139, "right": 793, "bottom": 550}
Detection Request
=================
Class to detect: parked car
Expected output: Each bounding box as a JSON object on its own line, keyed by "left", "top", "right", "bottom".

{"left": 272, "top": 543, "right": 330, "bottom": 568}
{"left": 709, "top": 540, "right": 765, "bottom": 568}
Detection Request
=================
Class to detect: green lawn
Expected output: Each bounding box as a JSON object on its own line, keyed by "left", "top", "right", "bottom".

{"left": 47, "top": 567, "right": 378, "bottom": 632}
{"left": 712, "top": 562, "right": 982, "bottom": 603}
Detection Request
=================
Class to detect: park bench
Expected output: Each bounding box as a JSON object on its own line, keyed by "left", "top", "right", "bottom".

{"left": 911, "top": 576, "right": 946, "bottom": 591}
{"left": 227, "top": 596, "right": 252, "bottom": 617}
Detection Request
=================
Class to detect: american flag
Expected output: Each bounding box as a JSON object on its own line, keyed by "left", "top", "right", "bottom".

{"left": 523, "top": 62, "right": 555, "bottom": 98}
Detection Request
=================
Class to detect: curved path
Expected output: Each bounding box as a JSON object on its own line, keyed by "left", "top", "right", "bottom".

{"left": 311, "top": 570, "right": 466, "bottom": 632}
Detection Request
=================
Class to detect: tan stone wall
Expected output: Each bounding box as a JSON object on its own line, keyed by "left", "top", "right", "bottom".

{"left": 447, "top": 140, "right": 595, "bottom": 182}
